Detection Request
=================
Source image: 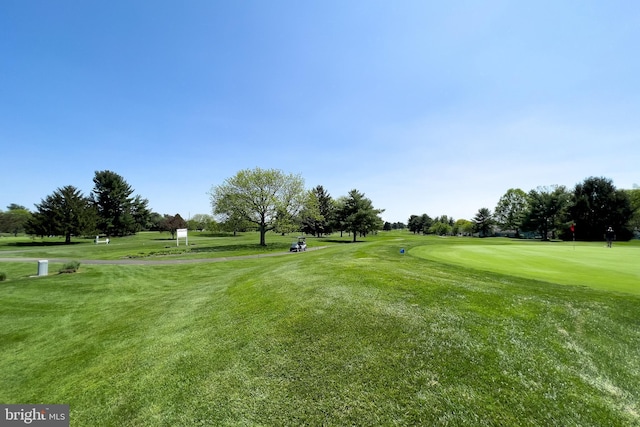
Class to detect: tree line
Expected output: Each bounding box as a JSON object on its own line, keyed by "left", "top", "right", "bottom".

{"left": 0, "top": 168, "right": 387, "bottom": 246}
{"left": 407, "top": 176, "right": 640, "bottom": 241}
{"left": 0, "top": 170, "right": 193, "bottom": 243}
{"left": 3, "top": 172, "right": 637, "bottom": 244}
{"left": 209, "top": 167, "right": 385, "bottom": 245}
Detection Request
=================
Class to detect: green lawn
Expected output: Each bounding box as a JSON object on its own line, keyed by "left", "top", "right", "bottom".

{"left": 410, "top": 238, "right": 640, "bottom": 295}
{"left": 1, "top": 232, "right": 639, "bottom": 425}
{"left": 0, "top": 231, "right": 302, "bottom": 261}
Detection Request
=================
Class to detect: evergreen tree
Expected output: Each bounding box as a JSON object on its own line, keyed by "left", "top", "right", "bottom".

{"left": 473, "top": 207, "right": 495, "bottom": 237}
{"left": 28, "top": 185, "right": 95, "bottom": 243}
{"left": 91, "top": 170, "right": 149, "bottom": 236}
{"left": 340, "top": 189, "right": 384, "bottom": 242}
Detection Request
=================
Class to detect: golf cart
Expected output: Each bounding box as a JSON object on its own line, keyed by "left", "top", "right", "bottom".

{"left": 290, "top": 237, "right": 307, "bottom": 252}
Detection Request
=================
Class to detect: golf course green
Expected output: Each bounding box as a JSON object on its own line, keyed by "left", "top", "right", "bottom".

{"left": 410, "top": 238, "right": 640, "bottom": 295}
{"left": 0, "top": 232, "right": 639, "bottom": 425}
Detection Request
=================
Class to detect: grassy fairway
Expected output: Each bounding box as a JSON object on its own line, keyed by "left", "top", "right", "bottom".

{"left": 410, "top": 238, "right": 640, "bottom": 295}
{"left": 0, "top": 231, "right": 301, "bottom": 261}
{"left": 1, "top": 232, "right": 639, "bottom": 425}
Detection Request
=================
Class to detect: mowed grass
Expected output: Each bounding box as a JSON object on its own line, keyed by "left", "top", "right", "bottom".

{"left": 0, "top": 231, "right": 301, "bottom": 261}
{"left": 410, "top": 238, "right": 640, "bottom": 295}
{"left": 1, "top": 232, "right": 639, "bottom": 426}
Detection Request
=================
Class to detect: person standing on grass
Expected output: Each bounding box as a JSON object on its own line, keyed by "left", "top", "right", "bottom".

{"left": 605, "top": 226, "right": 615, "bottom": 248}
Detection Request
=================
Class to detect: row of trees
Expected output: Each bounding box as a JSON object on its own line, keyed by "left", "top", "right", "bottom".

{"left": 407, "top": 214, "right": 475, "bottom": 236}
{"left": 0, "top": 170, "right": 192, "bottom": 244}
{"left": 209, "top": 168, "right": 385, "bottom": 245}
{"left": 407, "top": 177, "right": 639, "bottom": 241}
{"left": 3, "top": 168, "right": 386, "bottom": 246}
{"left": 491, "top": 177, "right": 638, "bottom": 241}
{"left": 6, "top": 171, "right": 635, "bottom": 245}
{"left": 23, "top": 170, "right": 152, "bottom": 243}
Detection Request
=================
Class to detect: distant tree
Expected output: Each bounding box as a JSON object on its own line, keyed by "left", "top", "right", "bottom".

{"left": 188, "top": 214, "right": 216, "bottom": 231}
{"left": 494, "top": 188, "right": 528, "bottom": 237}
{"left": 148, "top": 212, "right": 165, "bottom": 231}
{"left": 433, "top": 215, "right": 455, "bottom": 227}
{"left": 162, "top": 214, "right": 188, "bottom": 239}
{"left": 419, "top": 213, "right": 433, "bottom": 234}
{"left": 27, "top": 185, "right": 95, "bottom": 243}
{"left": 453, "top": 219, "right": 474, "bottom": 235}
{"left": 569, "top": 177, "right": 633, "bottom": 241}
{"left": 392, "top": 222, "right": 406, "bottom": 230}
{"left": 473, "top": 207, "right": 495, "bottom": 237}
{"left": 407, "top": 215, "right": 421, "bottom": 234}
{"left": 383, "top": 221, "right": 392, "bottom": 231}
{"left": 209, "top": 168, "right": 305, "bottom": 246}
{"left": 91, "top": 170, "right": 149, "bottom": 236}
{"left": 218, "top": 208, "right": 253, "bottom": 236}
{"left": 0, "top": 205, "right": 32, "bottom": 236}
{"left": 339, "top": 189, "right": 384, "bottom": 242}
{"left": 522, "top": 185, "right": 570, "bottom": 240}
{"left": 408, "top": 214, "right": 433, "bottom": 234}
{"left": 429, "top": 221, "right": 452, "bottom": 236}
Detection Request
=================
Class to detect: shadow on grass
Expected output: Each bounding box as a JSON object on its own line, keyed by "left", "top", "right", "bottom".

{"left": 125, "top": 242, "right": 292, "bottom": 259}
{"left": 10, "top": 241, "right": 84, "bottom": 247}
{"left": 150, "top": 233, "right": 238, "bottom": 241}
{"left": 188, "top": 243, "right": 289, "bottom": 253}
{"left": 320, "top": 239, "right": 362, "bottom": 244}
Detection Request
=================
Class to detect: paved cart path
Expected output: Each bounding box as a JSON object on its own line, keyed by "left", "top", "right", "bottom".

{"left": 0, "top": 246, "right": 328, "bottom": 265}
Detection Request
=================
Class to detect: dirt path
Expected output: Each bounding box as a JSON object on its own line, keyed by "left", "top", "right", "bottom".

{"left": 0, "top": 246, "right": 328, "bottom": 265}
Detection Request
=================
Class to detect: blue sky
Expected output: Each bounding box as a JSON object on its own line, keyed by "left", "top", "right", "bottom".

{"left": 2, "top": 1, "right": 639, "bottom": 223}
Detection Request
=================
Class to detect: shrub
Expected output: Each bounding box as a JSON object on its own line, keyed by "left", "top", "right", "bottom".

{"left": 0, "top": 272, "right": 6, "bottom": 281}
{"left": 59, "top": 261, "right": 80, "bottom": 274}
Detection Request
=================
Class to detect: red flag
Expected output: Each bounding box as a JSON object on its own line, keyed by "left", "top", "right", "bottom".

{"left": 570, "top": 224, "right": 575, "bottom": 233}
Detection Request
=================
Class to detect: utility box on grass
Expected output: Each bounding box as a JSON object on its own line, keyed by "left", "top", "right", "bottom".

{"left": 37, "top": 260, "right": 48, "bottom": 277}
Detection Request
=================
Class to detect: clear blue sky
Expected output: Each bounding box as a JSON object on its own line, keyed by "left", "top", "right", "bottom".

{"left": 2, "top": 1, "right": 639, "bottom": 223}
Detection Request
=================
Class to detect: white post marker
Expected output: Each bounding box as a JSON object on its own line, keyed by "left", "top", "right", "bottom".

{"left": 177, "top": 228, "right": 188, "bottom": 246}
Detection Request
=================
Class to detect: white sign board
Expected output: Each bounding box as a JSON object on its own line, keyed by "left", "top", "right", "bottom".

{"left": 177, "top": 228, "right": 188, "bottom": 246}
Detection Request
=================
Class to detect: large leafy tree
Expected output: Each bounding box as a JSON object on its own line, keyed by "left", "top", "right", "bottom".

{"left": 27, "top": 186, "right": 95, "bottom": 243}
{"left": 522, "top": 185, "right": 570, "bottom": 240}
{"left": 473, "top": 207, "right": 495, "bottom": 237}
{"left": 569, "top": 177, "right": 633, "bottom": 241}
{"left": 0, "top": 204, "right": 32, "bottom": 236}
{"left": 494, "top": 188, "right": 528, "bottom": 237}
{"left": 209, "top": 168, "right": 305, "bottom": 246}
{"left": 339, "top": 189, "right": 384, "bottom": 242}
{"left": 91, "top": 170, "right": 150, "bottom": 236}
